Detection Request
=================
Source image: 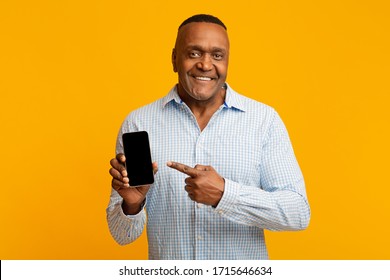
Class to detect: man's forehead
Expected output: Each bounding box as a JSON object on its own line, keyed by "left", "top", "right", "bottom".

{"left": 176, "top": 22, "right": 229, "bottom": 49}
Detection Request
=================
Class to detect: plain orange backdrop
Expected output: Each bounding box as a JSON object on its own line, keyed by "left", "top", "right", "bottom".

{"left": 1, "top": 0, "right": 389, "bottom": 259}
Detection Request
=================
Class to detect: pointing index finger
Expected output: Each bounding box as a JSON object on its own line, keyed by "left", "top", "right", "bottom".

{"left": 167, "top": 161, "right": 198, "bottom": 177}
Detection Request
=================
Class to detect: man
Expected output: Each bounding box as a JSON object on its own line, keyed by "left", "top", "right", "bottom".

{"left": 107, "top": 14, "right": 310, "bottom": 260}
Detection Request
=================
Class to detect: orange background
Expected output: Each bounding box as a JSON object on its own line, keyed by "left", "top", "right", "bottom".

{"left": 1, "top": 0, "right": 389, "bottom": 259}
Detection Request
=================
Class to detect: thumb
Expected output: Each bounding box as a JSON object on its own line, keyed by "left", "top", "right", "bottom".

{"left": 152, "top": 162, "right": 159, "bottom": 175}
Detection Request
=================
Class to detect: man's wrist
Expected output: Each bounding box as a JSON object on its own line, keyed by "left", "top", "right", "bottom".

{"left": 122, "top": 200, "right": 144, "bottom": 215}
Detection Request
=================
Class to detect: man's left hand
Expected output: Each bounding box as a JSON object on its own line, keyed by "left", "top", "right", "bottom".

{"left": 167, "top": 161, "right": 225, "bottom": 207}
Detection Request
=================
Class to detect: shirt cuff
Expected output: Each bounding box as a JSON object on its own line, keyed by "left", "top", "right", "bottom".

{"left": 119, "top": 198, "right": 147, "bottom": 219}
{"left": 214, "top": 178, "right": 240, "bottom": 216}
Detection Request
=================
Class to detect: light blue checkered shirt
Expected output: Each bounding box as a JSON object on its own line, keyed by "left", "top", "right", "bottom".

{"left": 106, "top": 84, "right": 310, "bottom": 260}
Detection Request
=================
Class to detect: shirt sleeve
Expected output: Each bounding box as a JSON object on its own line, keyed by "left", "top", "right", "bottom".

{"left": 215, "top": 111, "right": 311, "bottom": 231}
{"left": 106, "top": 188, "right": 147, "bottom": 245}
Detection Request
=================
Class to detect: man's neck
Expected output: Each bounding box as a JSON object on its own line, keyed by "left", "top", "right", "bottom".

{"left": 178, "top": 87, "right": 226, "bottom": 131}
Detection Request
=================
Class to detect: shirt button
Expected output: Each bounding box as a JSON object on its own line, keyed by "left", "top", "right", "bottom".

{"left": 197, "top": 235, "right": 202, "bottom": 240}
{"left": 218, "top": 210, "right": 224, "bottom": 215}
{"left": 197, "top": 203, "right": 203, "bottom": 208}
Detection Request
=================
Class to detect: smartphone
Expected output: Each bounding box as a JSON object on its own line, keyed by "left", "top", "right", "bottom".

{"left": 122, "top": 131, "right": 154, "bottom": 186}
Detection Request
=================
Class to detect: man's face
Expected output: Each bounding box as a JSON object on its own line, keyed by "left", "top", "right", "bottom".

{"left": 172, "top": 22, "right": 229, "bottom": 103}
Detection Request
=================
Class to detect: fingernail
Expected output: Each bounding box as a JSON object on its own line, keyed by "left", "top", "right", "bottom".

{"left": 167, "top": 161, "right": 172, "bottom": 166}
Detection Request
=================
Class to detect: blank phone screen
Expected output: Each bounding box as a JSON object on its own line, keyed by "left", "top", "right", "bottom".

{"left": 122, "top": 131, "right": 154, "bottom": 186}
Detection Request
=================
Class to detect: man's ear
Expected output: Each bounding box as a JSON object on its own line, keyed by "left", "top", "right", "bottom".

{"left": 172, "top": 48, "right": 177, "bottom": 72}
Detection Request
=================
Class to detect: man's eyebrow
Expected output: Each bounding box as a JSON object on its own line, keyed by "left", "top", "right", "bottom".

{"left": 185, "top": 45, "right": 227, "bottom": 53}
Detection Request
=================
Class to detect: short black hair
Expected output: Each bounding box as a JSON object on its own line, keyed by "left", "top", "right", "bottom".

{"left": 179, "top": 14, "right": 227, "bottom": 30}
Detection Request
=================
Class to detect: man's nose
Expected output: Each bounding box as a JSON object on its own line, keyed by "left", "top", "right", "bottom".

{"left": 196, "top": 54, "right": 213, "bottom": 71}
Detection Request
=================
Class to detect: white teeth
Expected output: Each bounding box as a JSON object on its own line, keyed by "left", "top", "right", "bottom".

{"left": 195, "top": 76, "right": 212, "bottom": 81}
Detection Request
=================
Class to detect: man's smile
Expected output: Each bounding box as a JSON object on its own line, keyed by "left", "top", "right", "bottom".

{"left": 191, "top": 75, "right": 216, "bottom": 81}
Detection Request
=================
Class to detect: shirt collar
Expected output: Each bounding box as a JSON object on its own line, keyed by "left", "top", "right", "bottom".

{"left": 162, "top": 83, "right": 247, "bottom": 112}
{"left": 223, "top": 83, "right": 247, "bottom": 112}
{"left": 162, "top": 85, "right": 182, "bottom": 107}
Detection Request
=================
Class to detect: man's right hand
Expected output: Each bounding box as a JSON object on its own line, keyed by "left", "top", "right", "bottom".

{"left": 109, "top": 153, "right": 158, "bottom": 215}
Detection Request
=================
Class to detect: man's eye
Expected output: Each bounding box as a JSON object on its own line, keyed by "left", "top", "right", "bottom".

{"left": 190, "top": 52, "right": 201, "bottom": 58}
{"left": 213, "top": 54, "right": 223, "bottom": 60}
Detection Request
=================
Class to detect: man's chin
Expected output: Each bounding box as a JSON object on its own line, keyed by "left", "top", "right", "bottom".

{"left": 178, "top": 81, "right": 225, "bottom": 102}
{"left": 189, "top": 89, "right": 223, "bottom": 101}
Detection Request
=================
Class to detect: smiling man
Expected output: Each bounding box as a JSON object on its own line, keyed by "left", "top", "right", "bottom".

{"left": 168, "top": 20, "right": 229, "bottom": 206}
{"left": 173, "top": 20, "right": 229, "bottom": 115}
{"left": 107, "top": 14, "right": 310, "bottom": 260}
